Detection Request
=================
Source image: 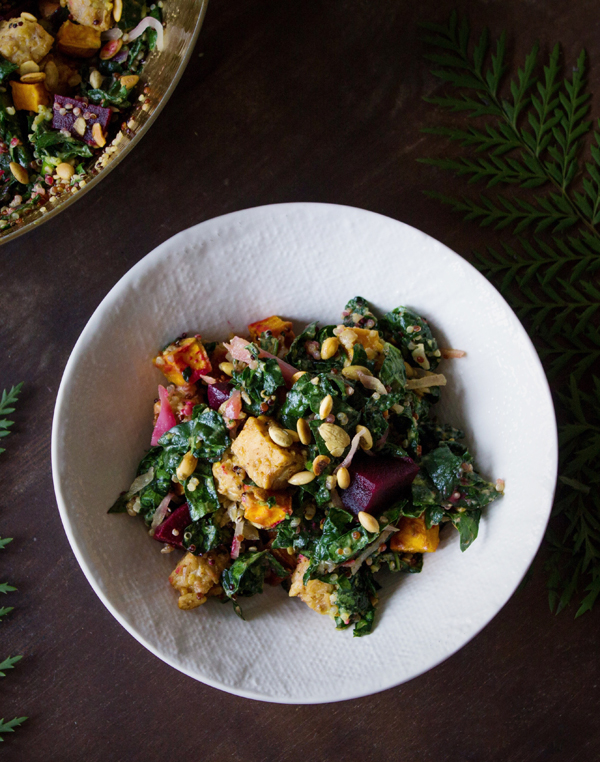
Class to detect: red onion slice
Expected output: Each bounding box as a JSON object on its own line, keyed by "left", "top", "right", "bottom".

{"left": 335, "top": 430, "right": 363, "bottom": 472}
{"left": 149, "top": 491, "right": 175, "bottom": 536}
{"left": 126, "top": 16, "right": 164, "bottom": 51}
{"left": 357, "top": 371, "right": 387, "bottom": 395}
{"left": 151, "top": 385, "right": 177, "bottom": 446}
{"left": 225, "top": 336, "right": 299, "bottom": 387}
{"left": 224, "top": 389, "right": 242, "bottom": 420}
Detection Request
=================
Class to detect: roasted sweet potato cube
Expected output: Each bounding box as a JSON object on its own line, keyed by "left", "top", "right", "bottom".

{"left": 56, "top": 21, "right": 101, "bottom": 58}
{"left": 10, "top": 81, "right": 50, "bottom": 111}
{"left": 153, "top": 336, "right": 212, "bottom": 387}
{"left": 248, "top": 315, "right": 294, "bottom": 347}
{"left": 336, "top": 326, "right": 384, "bottom": 361}
{"left": 241, "top": 484, "right": 292, "bottom": 529}
{"left": 390, "top": 516, "right": 439, "bottom": 553}
{"left": 230, "top": 416, "right": 304, "bottom": 490}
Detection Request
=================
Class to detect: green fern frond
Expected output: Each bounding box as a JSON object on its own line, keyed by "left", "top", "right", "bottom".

{"left": 421, "top": 11, "right": 600, "bottom": 615}
{"left": 0, "top": 717, "right": 26, "bottom": 741}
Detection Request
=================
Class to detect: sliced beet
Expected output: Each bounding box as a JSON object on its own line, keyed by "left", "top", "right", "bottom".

{"left": 152, "top": 503, "right": 191, "bottom": 548}
{"left": 207, "top": 382, "right": 232, "bottom": 410}
{"left": 52, "top": 95, "right": 111, "bottom": 146}
{"left": 341, "top": 455, "right": 420, "bottom": 516}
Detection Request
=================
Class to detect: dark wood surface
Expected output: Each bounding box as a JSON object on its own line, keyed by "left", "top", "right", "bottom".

{"left": 1, "top": 0, "right": 599, "bottom": 759}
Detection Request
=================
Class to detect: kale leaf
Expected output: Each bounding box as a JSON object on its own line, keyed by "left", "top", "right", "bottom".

{"left": 222, "top": 551, "right": 287, "bottom": 599}
{"left": 232, "top": 356, "right": 285, "bottom": 417}
{"left": 183, "top": 514, "right": 231, "bottom": 554}
{"left": 342, "top": 296, "right": 379, "bottom": 329}
{"left": 184, "top": 462, "right": 220, "bottom": 521}
{"left": 422, "top": 444, "right": 464, "bottom": 500}
{"left": 378, "top": 342, "right": 406, "bottom": 392}
{"left": 450, "top": 509, "right": 482, "bottom": 551}
{"left": 159, "top": 404, "right": 229, "bottom": 464}
{"left": 328, "top": 567, "right": 378, "bottom": 637}
{"left": 380, "top": 306, "right": 440, "bottom": 370}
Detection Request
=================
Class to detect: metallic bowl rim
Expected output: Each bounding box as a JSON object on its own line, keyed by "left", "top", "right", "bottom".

{"left": 0, "top": 0, "right": 209, "bottom": 247}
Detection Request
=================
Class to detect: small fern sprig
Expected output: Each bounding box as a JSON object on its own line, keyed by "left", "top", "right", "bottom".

{"left": 0, "top": 717, "right": 27, "bottom": 742}
{"left": 0, "top": 384, "right": 23, "bottom": 456}
{"left": 0, "top": 387, "right": 26, "bottom": 742}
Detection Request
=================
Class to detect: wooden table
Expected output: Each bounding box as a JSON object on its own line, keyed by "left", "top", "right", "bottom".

{"left": 2, "top": 0, "right": 599, "bottom": 759}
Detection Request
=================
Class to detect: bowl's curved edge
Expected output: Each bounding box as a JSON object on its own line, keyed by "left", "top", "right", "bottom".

{"left": 0, "top": 0, "right": 209, "bottom": 247}
{"left": 51, "top": 202, "right": 559, "bottom": 704}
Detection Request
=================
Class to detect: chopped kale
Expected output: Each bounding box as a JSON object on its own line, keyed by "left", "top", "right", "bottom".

{"left": 379, "top": 342, "right": 406, "bottom": 392}
{"left": 222, "top": 551, "right": 288, "bottom": 599}
{"left": 231, "top": 356, "right": 285, "bottom": 417}
{"left": 342, "top": 296, "right": 379, "bottom": 329}
{"left": 380, "top": 306, "right": 440, "bottom": 371}
{"left": 450, "top": 509, "right": 482, "bottom": 551}
{"left": 159, "top": 404, "right": 229, "bottom": 464}
{"left": 328, "top": 567, "right": 378, "bottom": 637}
{"left": 422, "top": 444, "right": 464, "bottom": 500}
{"left": 184, "top": 462, "right": 220, "bottom": 520}
{"left": 183, "top": 514, "right": 231, "bottom": 555}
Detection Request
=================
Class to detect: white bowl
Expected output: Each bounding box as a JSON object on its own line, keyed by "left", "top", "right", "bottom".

{"left": 51, "top": 203, "right": 558, "bottom": 704}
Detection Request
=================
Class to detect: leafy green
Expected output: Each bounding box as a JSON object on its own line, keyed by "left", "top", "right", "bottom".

{"left": 278, "top": 372, "right": 359, "bottom": 432}
{"left": 421, "top": 444, "right": 464, "bottom": 500}
{"left": 232, "top": 356, "right": 285, "bottom": 417}
{"left": 0, "top": 717, "right": 26, "bottom": 742}
{"left": 327, "top": 567, "right": 378, "bottom": 637}
{"left": 379, "top": 342, "right": 406, "bottom": 392}
{"left": 0, "top": 655, "right": 22, "bottom": 677}
{"left": 183, "top": 514, "right": 230, "bottom": 555}
{"left": 30, "top": 123, "right": 93, "bottom": 162}
{"left": 380, "top": 306, "right": 440, "bottom": 370}
{"left": 0, "top": 383, "right": 22, "bottom": 456}
{"left": 159, "top": 404, "right": 229, "bottom": 464}
{"left": 184, "top": 463, "right": 220, "bottom": 521}
{"left": 420, "top": 11, "right": 600, "bottom": 611}
{"left": 117, "top": 0, "right": 146, "bottom": 30}
{"left": 0, "top": 583, "right": 16, "bottom": 595}
{"left": 0, "top": 61, "right": 16, "bottom": 84}
{"left": 222, "top": 551, "right": 288, "bottom": 600}
{"left": 450, "top": 510, "right": 482, "bottom": 551}
{"left": 342, "top": 296, "right": 379, "bottom": 329}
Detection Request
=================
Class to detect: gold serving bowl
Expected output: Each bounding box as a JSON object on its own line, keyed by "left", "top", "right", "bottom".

{"left": 0, "top": 0, "right": 209, "bottom": 244}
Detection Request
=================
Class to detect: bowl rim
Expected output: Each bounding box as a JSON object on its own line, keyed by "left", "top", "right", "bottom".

{"left": 51, "top": 202, "right": 559, "bottom": 703}
{"left": 0, "top": 0, "right": 210, "bottom": 247}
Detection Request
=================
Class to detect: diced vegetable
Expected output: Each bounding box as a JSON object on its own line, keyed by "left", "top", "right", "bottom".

{"left": 390, "top": 516, "right": 440, "bottom": 553}
{"left": 150, "top": 385, "right": 177, "bottom": 446}
{"left": 341, "top": 455, "right": 420, "bottom": 516}
{"left": 51, "top": 94, "right": 110, "bottom": 145}
{"left": 248, "top": 315, "right": 294, "bottom": 347}
{"left": 241, "top": 485, "right": 292, "bottom": 529}
{"left": 56, "top": 21, "right": 101, "bottom": 58}
{"left": 152, "top": 503, "right": 191, "bottom": 548}
{"left": 10, "top": 81, "right": 50, "bottom": 111}
{"left": 207, "top": 381, "right": 232, "bottom": 410}
{"left": 153, "top": 336, "right": 212, "bottom": 386}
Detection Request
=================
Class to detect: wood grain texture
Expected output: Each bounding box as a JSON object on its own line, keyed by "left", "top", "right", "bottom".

{"left": 1, "top": 0, "right": 599, "bottom": 759}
